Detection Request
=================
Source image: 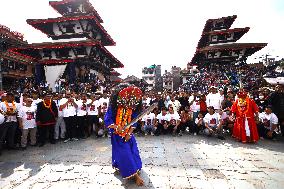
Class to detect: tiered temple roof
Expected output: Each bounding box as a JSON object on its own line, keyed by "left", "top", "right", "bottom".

{"left": 21, "top": 0, "right": 122, "bottom": 78}
{"left": 189, "top": 15, "right": 267, "bottom": 66}
{"left": 26, "top": 16, "right": 115, "bottom": 45}
{"left": 49, "top": 0, "right": 104, "bottom": 22}
{"left": 10, "top": 40, "right": 123, "bottom": 69}
{"left": 0, "top": 24, "right": 33, "bottom": 80}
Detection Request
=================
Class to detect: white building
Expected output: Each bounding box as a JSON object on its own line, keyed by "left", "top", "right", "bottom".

{"left": 142, "top": 65, "right": 161, "bottom": 91}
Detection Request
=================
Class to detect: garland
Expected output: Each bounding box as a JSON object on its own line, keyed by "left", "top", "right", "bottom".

{"left": 237, "top": 97, "right": 250, "bottom": 117}
{"left": 43, "top": 99, "right": 52, "bottom": 109}
{"left": 4, "top": 101, "right": 16, "bottom": 114}
{"left": 115, "top": 106, "right": 133, "bottom": 137}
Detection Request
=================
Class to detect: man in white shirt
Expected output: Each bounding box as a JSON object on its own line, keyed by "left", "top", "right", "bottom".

{"left": 206, "top": 86, "right": 222, "bottom": 111}
{"left": 60, "top": 92, "right": 78, "bottom": 143}
{"left": 76, "top": 94, "right": 88, "bottom": 139}
{"left": 18, "top": 98, "right": 37, "bottom": 149}
{"left": 0, "top": 92, "right": 21, "bottom": 153}
{"left": 54, "top": 94, "right": 66, "bottom": 140}
{"left": 155, "top": 107, "right": 170, "bottom": 135}
{"left": 204, "top": 106, "right": 225, "bottom": 140}
{"left": 87, "top": 94, "right": 101, "bottom": 137}
{"left": 142, "top": 111, "right": 156, "bottom": 136}
{"left": 194, "top": 112, "right": 205, "bottom": 135}
{"left": 99, "top": 92, "right": 109, "bottom": 109}
{"left": 167, "top": 106, "right": 181, "bottom": 136}
{"left": 190, "top": 94, "right": 201, "bottom": 124}
{"left": 170, "top": 96, "right": 181, "bottom": 113}
{"left": 31, "top": 92, "right": 42, "bottom": 109}
{"left": 258, "top": 105, "right": 278, "bottom": 139}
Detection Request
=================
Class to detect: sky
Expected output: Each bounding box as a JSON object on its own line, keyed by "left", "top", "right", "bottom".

{"left": 0, "top": 0, "right": 283, "bottom": 79}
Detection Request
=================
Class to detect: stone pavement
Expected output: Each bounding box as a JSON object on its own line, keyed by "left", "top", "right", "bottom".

{"left": 0, "top": 135, "right": 284, "bottom": 189}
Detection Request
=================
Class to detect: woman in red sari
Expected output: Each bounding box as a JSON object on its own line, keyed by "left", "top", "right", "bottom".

{"left": 231, "top": 90, "right": 259, "bottom": 143}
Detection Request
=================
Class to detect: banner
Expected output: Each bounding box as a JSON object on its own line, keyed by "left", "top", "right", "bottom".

{"left": 44, "top": 65, "right": 67, "bottom": 91}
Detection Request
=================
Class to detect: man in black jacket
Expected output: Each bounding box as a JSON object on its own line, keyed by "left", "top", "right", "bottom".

{"left": 268, "top": 84, "right": 284, "bottom": 136}
{"left": 36, "top": 92, "right": 58, "bottom": 147}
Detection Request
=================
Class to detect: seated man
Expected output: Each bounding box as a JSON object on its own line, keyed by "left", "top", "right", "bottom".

{"left": 154, "top": 107, "right": 170, "bottom": 135}
{"left": 258, "top": 105, "right": 278, "bottom": 140}
{"left": 204, "top": 106, "right": 225, "bottom": 140}
{"left": 167, "top": 106, "right": 181, "bottom": 136}
{"left": 179, "top": 110, "right": 192, "bottom": 136}
{"left": 194, "top": 112, "right": 205, "bottom": 135}
{"left": 219, "top": 110, "right": 234, "bottom": 134}
{"left": 141, "top": 111, "right": 156, "bottom": 136}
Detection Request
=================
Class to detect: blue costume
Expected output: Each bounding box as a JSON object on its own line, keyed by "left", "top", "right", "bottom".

{"left": 104, "top": 107, "right": 142, "bottom": 179}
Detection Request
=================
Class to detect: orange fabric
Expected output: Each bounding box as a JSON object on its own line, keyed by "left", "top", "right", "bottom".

{"left": 4, "top": 101, "right": 16, "bottom": 113}
{"left": 115, "top": 106, "right": 133, "bottom": 137}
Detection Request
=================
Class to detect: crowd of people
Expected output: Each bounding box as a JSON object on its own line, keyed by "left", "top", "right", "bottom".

{"left": 0, "top": 80, "right": 283, "bottom": 156}
{"left": 137, "top": 84, "right": 284, "bottom": 140}
{"left": 182, "top": 61, "right": 279, "bottom": 93}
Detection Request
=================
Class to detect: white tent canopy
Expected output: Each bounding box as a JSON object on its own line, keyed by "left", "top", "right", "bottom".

{"left": 44, "top": 65, "right": 67, "bottom": 91}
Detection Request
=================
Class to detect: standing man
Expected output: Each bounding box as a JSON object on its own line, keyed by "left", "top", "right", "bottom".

{"left": 87, "top": 94, "right": 101, "bottom": 137}
{"left": 54, "top": 93, "right": 66, "bottom": 141}
{"left": 18, "top": 97, "right": 37, "bottom": 149}
{"left": 36, "top": 93, "right": 58, "bottom": 147}
{"left": 76, "top": 94, "right": 88, "bottom": 139}
{"left": 0, "top": 92, "right": 20, "bottom": 153}
{"left": 268, "top": 84, "right": 284, "bottom": 136}
{"left": 206, "top": 86, "right": 222, "bottom": 112}
{"left": 60, "top": 92, "right": 78, "bottom": 142}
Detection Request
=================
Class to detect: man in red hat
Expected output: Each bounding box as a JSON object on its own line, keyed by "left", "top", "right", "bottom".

{"left": 231, "top": 90, "right": 259, "bottom": 143}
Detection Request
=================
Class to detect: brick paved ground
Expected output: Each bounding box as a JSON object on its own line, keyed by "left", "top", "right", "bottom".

{"left": 0, "top": 135, "right": 284, "bottom": 189}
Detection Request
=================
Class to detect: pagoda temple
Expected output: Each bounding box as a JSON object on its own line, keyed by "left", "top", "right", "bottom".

{"left": 10, "top": 0, "right": 123, "bottom": 90}
{"left": 0, "top": 24, "right": 33, "bottom": 90}
{"left": 189, "top": 15, "right": 267, "bottom": 67}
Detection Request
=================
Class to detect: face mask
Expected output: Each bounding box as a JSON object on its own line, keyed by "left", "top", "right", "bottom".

{"left": 259, "top": 96, "right": 264, "bottom": 100}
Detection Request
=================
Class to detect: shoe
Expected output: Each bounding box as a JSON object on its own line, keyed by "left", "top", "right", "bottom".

{"left": 194, "top": 133, "right": 197, "bottom": 136}
{"left": 50, "top": 141, "right": 56, "bottom": 144}
{"left": 21, "top": 147, "right": 27, "bottom": 150}
{"left": 217, "top": 136, "right": 225, "bottom": 140}
{"left": 72, "top": 138, "right": 79, "bottom": 141}
{"left": 64, "top": 138, "right": 71, "bottom": 143}
{"left": 38, "top": 143, "right": 45, "bottom": 147}
{"left": 178, "top": 132, "right": 182, "bottom": 136}
{"left": 7, "top": 146, "right": 19, "bottom": 150}
{"left": 144, "top": 133, "right": 148, "bottom": 136}
{"left": 151, "top": 132, "right": 154, "bottom": 136}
